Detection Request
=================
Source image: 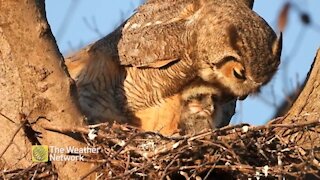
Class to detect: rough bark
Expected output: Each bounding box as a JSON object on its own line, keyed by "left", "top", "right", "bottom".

{"left": 274, "top": 49, "right": 320, "bottom": 150}
{"left": 0, "top": 1, "right": 93, "bottom": 179}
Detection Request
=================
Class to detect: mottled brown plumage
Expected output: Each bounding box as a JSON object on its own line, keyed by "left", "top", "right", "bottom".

{"left": 66, "top": 0, "right": 282, "bottom": 134}
{"left": 178, "top": 81, "right": 236, "bottom": 135}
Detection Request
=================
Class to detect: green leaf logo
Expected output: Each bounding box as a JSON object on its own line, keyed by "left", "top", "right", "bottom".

{"left": 32, "top": 145, "right": 48, "bottom": 162}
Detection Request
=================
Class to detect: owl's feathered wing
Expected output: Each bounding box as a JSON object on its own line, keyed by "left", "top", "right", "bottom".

{"left": 69, "top": 0, "right": 255, "bottom": 70}
{"left": 115, "top": 0, "right": 203, "bottom": 67}
{"left": 115, "top": 0, "right": 254, "bottom": 68}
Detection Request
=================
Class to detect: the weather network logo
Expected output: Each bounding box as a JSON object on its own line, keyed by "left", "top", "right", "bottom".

{"left": 32, "top": 145, "right": 49, "bottom": 162}
{"left": 31, "top": 145, "right": 100, "bottom": 162}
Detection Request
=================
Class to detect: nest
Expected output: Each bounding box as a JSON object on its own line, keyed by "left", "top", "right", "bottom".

{"left": 2, "top": 118, "right": 320, "bottom": 179}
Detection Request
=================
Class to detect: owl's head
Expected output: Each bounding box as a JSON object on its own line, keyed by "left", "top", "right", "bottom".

{"left": 191, "top": 0, "right": 282, "bottom": 99}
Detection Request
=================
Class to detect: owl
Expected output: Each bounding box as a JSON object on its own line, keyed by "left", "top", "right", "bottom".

{"left": 178, "top": 81, "right": 236, "bottom": 135}
{"left": 66, "top": 0, "right": 282, "bottom": 134}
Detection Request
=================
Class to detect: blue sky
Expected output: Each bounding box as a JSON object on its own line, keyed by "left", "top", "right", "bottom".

{"left": 46, "top": 0, "right": 320, "bottom": 125}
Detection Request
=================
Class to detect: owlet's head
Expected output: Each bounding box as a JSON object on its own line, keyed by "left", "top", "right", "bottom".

{"left": 191, "top": 0, "right": 282, "bottom": 99}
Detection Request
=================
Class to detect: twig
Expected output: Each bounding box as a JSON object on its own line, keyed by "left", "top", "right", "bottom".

{"left": 0, "top": 123, "right": 24, "bottom": 158}
{"left": 0, "top": 112, "right": 16, "bottom": 124}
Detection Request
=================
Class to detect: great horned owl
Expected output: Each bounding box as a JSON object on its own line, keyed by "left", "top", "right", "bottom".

{"left": 178, "top": 82, "right": 236, "bottom": 135}
{"left": 118, "top": 0, "right": 282, "bottom": 98}
{"left": 66, "top": 0, "right": 282, "bottom": 134}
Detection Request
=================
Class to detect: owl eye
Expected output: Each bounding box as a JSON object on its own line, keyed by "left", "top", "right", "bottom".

{"left": 233, "top": 68, "right": 246, "bottom": 80}
{"left": 220, "top": 56, "right": 237, "bottom": 64}
{"left": 211, "top": 56, "right": 237, "bottom": 68}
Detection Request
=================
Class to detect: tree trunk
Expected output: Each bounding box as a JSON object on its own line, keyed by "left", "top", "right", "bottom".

{"left": 0, "top": 1, "right": 93, "bottom": 178}
{"left": 274, "top": 49, "right": 320, "bottom": 151}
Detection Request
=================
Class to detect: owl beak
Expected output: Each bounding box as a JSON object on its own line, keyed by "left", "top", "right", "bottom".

{"left": 238, "top": 95, "right": 248, "bottom": 100}
{"left": 247, "top": 76, "right": 263, "bottom": 86}
{"left": 253, "top": 81, "right": 263, "bottom": 86}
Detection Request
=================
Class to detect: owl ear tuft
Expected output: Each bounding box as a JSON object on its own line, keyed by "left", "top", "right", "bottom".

{"left": 272, "top": 33, "right": 283, "bottom": 58}
{"left": 242, "top": 0, "right": 254, "bottom": 9}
